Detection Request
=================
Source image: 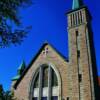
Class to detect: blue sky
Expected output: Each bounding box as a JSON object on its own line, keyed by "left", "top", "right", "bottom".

{"left": 0, "top": 0, "right": 100, "bottom": 91}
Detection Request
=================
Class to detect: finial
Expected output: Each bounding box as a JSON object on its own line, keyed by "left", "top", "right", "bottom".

{"left": 72, "top": 0, "right": 84, "bottom": 10}
{"left": 12, "top": 61, "right": 26, "bottom": 81}
{"left": 18, "top": 61, "right": 25, "bottom": 71}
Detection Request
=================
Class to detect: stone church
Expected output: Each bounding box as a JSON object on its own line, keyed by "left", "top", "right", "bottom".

{"left": 11, "top": 0, "right": 100, "bottom": 100}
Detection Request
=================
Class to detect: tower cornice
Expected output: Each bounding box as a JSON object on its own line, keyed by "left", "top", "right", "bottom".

{"left": 67, "top": 6, "right": 87, "bottom": 14}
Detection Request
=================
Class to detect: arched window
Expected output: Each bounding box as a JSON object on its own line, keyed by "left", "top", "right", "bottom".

{"left": 42, "top": 66, "right": 48, "bottom": 87}
{"left": 34, "top": 73, "right": 39, "bottom": 88}
{"left": 31, "top": 64, "right": 59, "bottom": 100}
{"left": 52, "top": 68, "right": 58, "bottom": 86}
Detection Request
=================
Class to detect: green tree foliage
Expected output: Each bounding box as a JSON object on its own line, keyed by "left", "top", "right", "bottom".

{"left": 0, "top": 0, "right": 32, "bottom": 47}
{"left": 0, "top": 84, "right": 4, "bottom": 100}
{"left": 0, "top": 84, "right": 16, "bottom": 100}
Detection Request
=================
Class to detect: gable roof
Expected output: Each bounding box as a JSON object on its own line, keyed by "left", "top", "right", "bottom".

{"left": 13, "top": 42, "right": 69, "bottom": 89}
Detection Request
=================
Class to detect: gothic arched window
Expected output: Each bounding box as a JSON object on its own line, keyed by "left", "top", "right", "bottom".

{"left": 32, "top": 64, "right": 59, "bottom": 100}
{"left": 42, "top": 66, "right": 48, "bottom": 87}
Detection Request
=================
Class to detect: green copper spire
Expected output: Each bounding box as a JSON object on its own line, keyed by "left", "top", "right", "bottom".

{"left": 12, "top": 61, "right": 26, "bottom": 81}
{"left": 18, "top": 61, "right": 25, "bottom": 70}
{"left": 17, "top": 61, "right": 25, "bottom": 75}
{"left": 72, "top": 0, "right": 83, "bottom": 10}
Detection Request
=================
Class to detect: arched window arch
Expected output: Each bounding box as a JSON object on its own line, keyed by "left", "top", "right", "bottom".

{"left": 30, "top": 64, "right": 60, "bottom": 100}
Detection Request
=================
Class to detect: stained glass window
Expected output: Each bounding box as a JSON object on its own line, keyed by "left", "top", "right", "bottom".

{"left": 67, "top": 97, "right": 69, "bottom": 100}
{"left": 32, "top": 97, "right": 37, "bottom": 100}
{"left": 42, "top": 97, "right": 47, "bottom": 100}
{"left": 52, "top": 69, "right": 58, "bottom": 86}
{"left": 32, "top": 65, "right": 59, "bottom": 99}
{"left": 34, "top": 73, "right": 39, "bottom": 88}
{"left": 52, "top": 96, "right": 58, "bottom": 100}
{"left": 42, "top": 66, "right": 48, "bottom": 87}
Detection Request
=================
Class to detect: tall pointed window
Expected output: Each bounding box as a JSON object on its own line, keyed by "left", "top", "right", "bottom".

{"left": 52, "top": 69, "right": 58, "bottom": 86}
{"left": 32, "top": 64, "right": 59, "bottom": 100}
{"left": 43, "top": 66, "right": 48, "bottom": 87}
{"left": 34, "top": 73, "right": 39, "bottom": 88}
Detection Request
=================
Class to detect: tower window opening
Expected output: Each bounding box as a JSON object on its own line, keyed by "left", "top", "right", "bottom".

{"left": 78, "top": 12, "right": 80, "bottom": 24}
{"left": 70, "top": 14, "right": 73, "bottom": 27}
{"left": 76, "top": 30, "right": 79, "bottom": 36}
{"left": 76, "top": 30, "right": 80, "bottom": 50}
{"left": 73, "top": 13, "right": 75, "bottom": 26}
{"left": 79, "top": 11, "right": 83, "bottom": 24}
{"left": 79, "top": 74, "right": 82, "bottom": 82}
{"left": 42, "top": 66, "right": 48, "bottom": 87}
{"left": 75, "top": 12, "right": 78, "bottom": 25}
{"left": 77, "top": 50, "right": 80, "bottom": 58}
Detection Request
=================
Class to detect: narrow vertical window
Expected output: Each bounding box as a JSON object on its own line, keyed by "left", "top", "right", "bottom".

{"left": 74, "top": 13, "right": 77, "bottom": 25}
{"left": 79, "top": 74, "right": 82, "bottom": 82}
{"left": 76, "top": 30, "right": 80, "bottom": 50}
{"left": 78, "top": 12, "right": 80, "bottom": 24}
{"left": 34, "top": 73, "right": 39, "bottom": 88}
{"left": 70, "top": 14, "right": 72, "bottom": 27}
{"left": 42, "top": 66, "right": 48, "bottom": 87}
{"left": 75, "top": 12, "right": 78, "bottom": 25}
{"left": 80, "top": 11, "right": 83, "bottom": 23}
{"left": 76, "top": 30, "right": 79, "bottom": 36}
{"left": 77, "top": 50, "right": 80, "bottom": 58}
{"left": 73, "top": 13, "right": 75, "bottom": 26}
{"left": 52, "top": 69, "right": 58, "bottom": 86}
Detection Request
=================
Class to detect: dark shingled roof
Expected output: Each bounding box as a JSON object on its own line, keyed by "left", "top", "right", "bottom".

{"left": 13, "top": 42, "right": 69, "bottom": 89}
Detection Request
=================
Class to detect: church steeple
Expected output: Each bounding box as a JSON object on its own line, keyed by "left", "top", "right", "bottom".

{"left": 12, "top": 61, "right": 26, "bottom": 81}
{"left": 67, "top": 0, "right": 88, "bottom": 28}
{"left": 72, "top": 0, "right": 84, "bottom": 10}
{"left": 67, "top": 0, "right": 99, "bottom": 99}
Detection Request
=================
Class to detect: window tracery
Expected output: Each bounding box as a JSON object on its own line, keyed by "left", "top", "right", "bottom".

{"left": 32, "top": 64, "right": 58, "bottom": 100}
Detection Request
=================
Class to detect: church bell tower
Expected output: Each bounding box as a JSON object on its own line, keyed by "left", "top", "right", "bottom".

{"left": 67, "top": 0, "right": 99, "bottom": 100}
